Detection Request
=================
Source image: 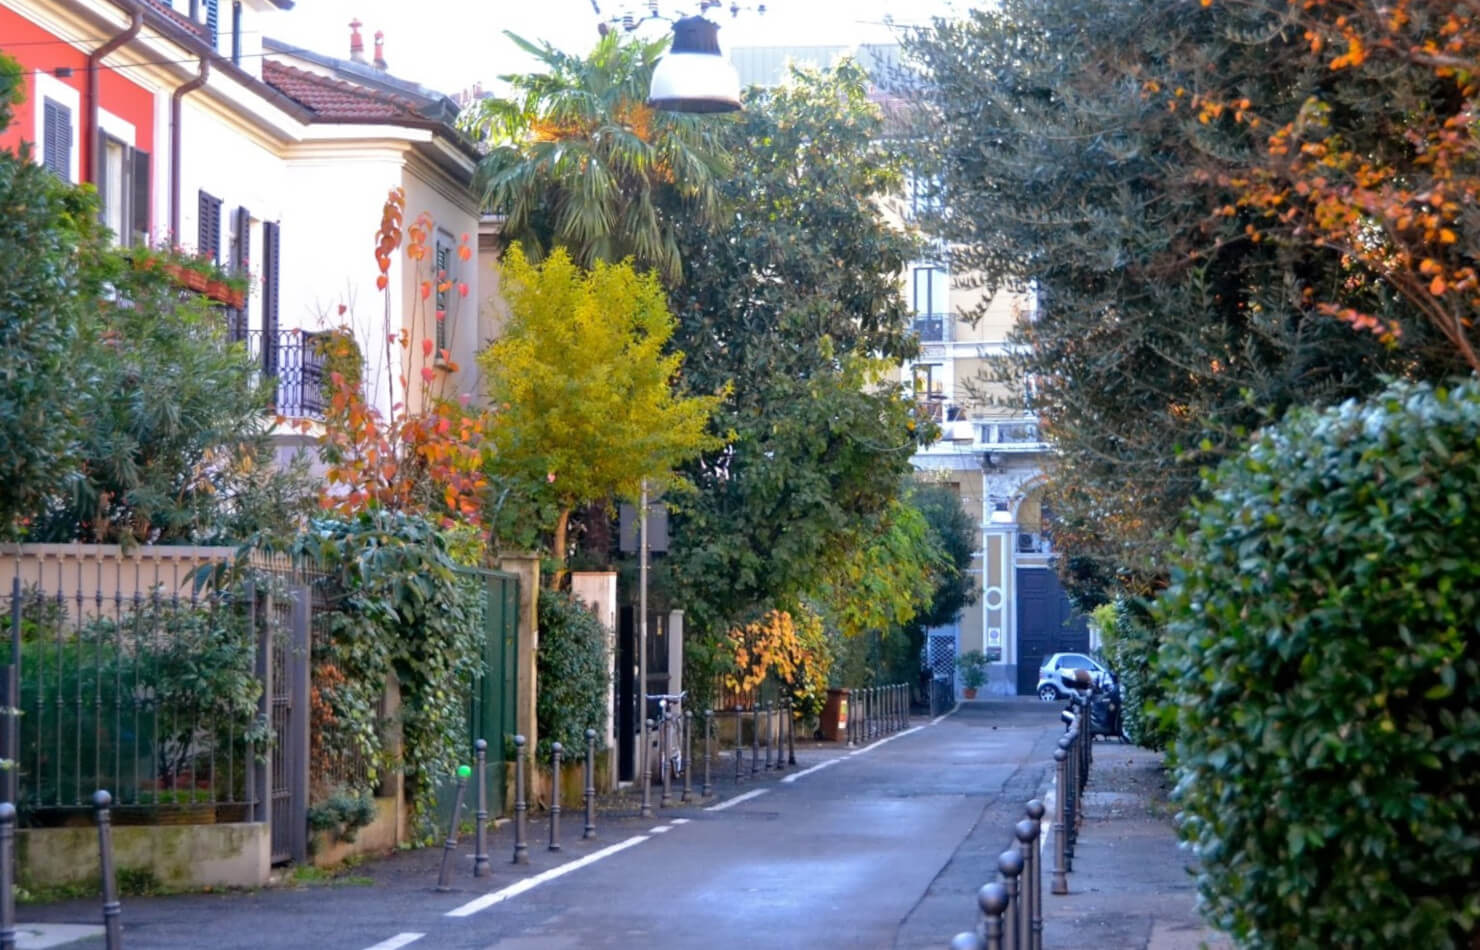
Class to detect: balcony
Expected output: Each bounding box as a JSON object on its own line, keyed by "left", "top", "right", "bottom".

{"left": 912, "top": 314, "right": 948, "bottom": 342}
{"left": 234, "top": 328, "right": 329, "bottom": 420}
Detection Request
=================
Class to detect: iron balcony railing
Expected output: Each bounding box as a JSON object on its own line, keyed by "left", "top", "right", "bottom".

{"left": 234, "top": 328, "right": 328, "bottom": 420}
{"left": 912, "top": 314, "right": 948, "bottom": 342}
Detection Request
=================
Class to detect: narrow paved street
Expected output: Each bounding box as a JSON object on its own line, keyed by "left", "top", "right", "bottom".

{"left": 21, "top": 699, "right": 1064, "bottom": 950}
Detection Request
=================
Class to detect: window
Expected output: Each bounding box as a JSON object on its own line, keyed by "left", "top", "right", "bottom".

{"left": 42, "top": 98, "right": 73, "bottom": 181}
{"left": 911, "top": 266, "right": 947, "bottom": 317}
{"left": 198, "top": 190, "right": 222, "bottom": 263}
{"left": 227, "top": 206, "right": 251, "bottom": 341}
{"left": 97, "top": 135, "right": 150, "bottom": 247}
{"left": 907, "top": 173, "right": 944, "bottom": 218}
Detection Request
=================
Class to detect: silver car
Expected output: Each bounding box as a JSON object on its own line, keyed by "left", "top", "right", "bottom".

{"left": 1036, "top": 652, "right": 1110, "bottom": 701}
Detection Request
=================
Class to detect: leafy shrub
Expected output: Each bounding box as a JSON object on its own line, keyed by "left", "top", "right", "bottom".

{"left": 1158, "top": 380, "right": 1480, "bottom": 949}
{"left": 535, "top": 589, "right": 609, "bottom": 760}
{"left": 1092, "top": 599, "right": 1169, "bottom": 751}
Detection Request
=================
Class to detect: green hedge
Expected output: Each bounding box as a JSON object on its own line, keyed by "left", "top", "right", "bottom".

{"left": 1092, "top": 598, "right": 1169, "bottom": 751}
{"left": 535, "top": 589, "right": 609, "bottom": 760}
{"left": 1158, "top": 380, "right": 1480, "bottom": 948}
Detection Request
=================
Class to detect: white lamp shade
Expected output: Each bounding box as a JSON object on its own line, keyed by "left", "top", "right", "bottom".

{"left": 990, "top": 506, "right": 1014, "bottom": 524}
{"left": 648, "top": 16, "right": 741, "bottom": 113}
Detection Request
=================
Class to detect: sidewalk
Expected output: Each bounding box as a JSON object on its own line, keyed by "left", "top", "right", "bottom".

{"left": 1040, "top": 739, "right": 1230, "bottom": 950}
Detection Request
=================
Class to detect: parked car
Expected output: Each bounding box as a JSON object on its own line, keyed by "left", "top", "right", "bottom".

{"left": 1035, "top": 652, "right": 1111, "bottom": 701}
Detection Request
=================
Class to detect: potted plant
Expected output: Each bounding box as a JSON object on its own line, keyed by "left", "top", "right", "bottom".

{"left": 957, "top": 649, "right": 989, "bottom": 699}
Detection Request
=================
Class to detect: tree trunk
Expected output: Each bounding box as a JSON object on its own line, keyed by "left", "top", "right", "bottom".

{"left": 550, "top": 506, "right": 572, "bottom": 589}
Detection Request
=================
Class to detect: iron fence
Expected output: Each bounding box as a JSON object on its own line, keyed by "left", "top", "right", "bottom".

{"left": 0, "top": 577, "right": 273, "bottom": 826}
{"left": 242, "top": 328, "right": 328, "bottom": 420}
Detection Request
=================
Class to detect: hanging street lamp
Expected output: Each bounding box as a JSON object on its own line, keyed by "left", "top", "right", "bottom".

{"left": 648, "top": 14, "right": 742, "bottom": 113}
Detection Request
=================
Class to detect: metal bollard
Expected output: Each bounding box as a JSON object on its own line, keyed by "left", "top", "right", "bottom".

{"left": 998, "top": 848, "right": 1024, "bottom": 950}
{"left": 436, "top": 765, "right": 472, "bottom": 891}
{"left": 584, "top": 729, "right": 597, "bottom": 839}
{"left": 642, "top": 718, "right": 655, "bottom": 817}
{"left": 734, "top": 710, "right": 745, "bottom": 784}
{"left": 93, "top": 791, "right": 122, "bottom": 950}
{"left": 641, "top": 717, "right": 654, "bottom": 818}
{"left": 764, "top": 702, "right": 774, "bottom": 770}
{"left": 549, "top": 742, "right": 563, "bottom": 850}
{"left": 0, "top": 802, "right": 16, "bottom": 950}
{"left": 845, "top": 689, "right": 855, "bottom": 747}
{"left": 978, "top": 881, "right": 1009, "bottom": 950}
{"left": 786, "top": 697, "right": 797, "bottom": 765}
{"left": 473, "top": 740, "right": 490, "bottom": 877}
{"left": 950, "top": 932, "right": 986, "bottom": 950}
{"left": 1015, "top": 818, "right": 1040, "bottom": 950}
{"left": 702, "top": 711, "right": 714, "bottom": 797}
{"left": 682, "top": 711, "right": 694, "bottom": 801}
{"left": 1060, "top": 734, "right": 1076, "bottom": 863}
{"left": 1025, "top": 801, "right": 1046, "bottom": 950}
{"left": 750, "top": 704, "right": 760, "bottom": 775}
{"left": 512, "top": 735, "right": 529, "bottom": 864}
{"left": 659, "top": 713, "right": 672, "bottom": 807}
{"left": 1051, "top": 748, "right": 1069, "bottom": 894}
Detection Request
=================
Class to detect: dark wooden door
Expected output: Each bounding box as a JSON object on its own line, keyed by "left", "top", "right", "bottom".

{"left": 1015, "top": 568, "right": 1090, "bottom": 694}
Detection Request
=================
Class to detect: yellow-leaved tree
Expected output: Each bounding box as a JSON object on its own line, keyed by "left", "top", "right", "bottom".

{"left": 480, "top": 244, "right": 723, "bottom": 577}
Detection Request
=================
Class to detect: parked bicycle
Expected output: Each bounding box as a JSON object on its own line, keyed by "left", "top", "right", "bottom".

{"left": 644, "top": 691, "right": 687, "bottom": 783}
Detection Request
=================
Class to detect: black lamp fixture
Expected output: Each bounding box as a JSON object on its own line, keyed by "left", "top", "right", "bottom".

{"left": 648, "top": 14, "right": 742, "bottom": 113}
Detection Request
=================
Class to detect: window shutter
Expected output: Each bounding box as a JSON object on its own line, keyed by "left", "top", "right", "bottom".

{"left": 262, "top": 221, "right": 281, "bottom": 376}
{"left": 231, "top": 1, "right": 242, "bottom": 65}
{"left": 95, "top": 132, "right": 109, "bottom": 224}
{"left": 228, "top": 206, "right": 251, "bottom": 342}
{"left": 205, "top": 0, "right": 219, "bottom": 47}
{"left": 198, "top": 190, "right": 222, "bottom": 262}
{"left": 132, "top": 150, "right": 151, "bottom": 245}
{"left": 434, "top": 239, "right": 452, "bottom": 357}
{"left": 43, "top": 99, "right": 72, "bottom": 180}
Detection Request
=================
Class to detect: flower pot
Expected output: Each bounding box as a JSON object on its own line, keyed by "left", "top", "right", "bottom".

{"left": 181, "top": 269, "right": 209, "bottom": 292}
{"left": 963, "top": 687, "right": 978, "bottom": 700}
{"left": 205, "top": 279, "right": 230, "bottom": 301}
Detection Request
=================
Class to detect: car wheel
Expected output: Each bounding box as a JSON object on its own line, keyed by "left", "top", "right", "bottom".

{"left": 1037, "top": 685, "right": 1059, "bottom": 702}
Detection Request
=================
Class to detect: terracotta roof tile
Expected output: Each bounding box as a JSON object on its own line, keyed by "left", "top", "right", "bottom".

{"left": 139, "top": 0, "right": 207, "bottom": 40}
{"left": 262, "top": 60, "right": 427, "bottom": 123}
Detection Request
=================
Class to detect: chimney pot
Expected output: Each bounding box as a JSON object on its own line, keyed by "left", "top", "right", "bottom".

{"left": 349, "top": 19, "right": 366, "bottom": 62}
{"left": 373, "top": 30, "right": 387, "bottom": 70}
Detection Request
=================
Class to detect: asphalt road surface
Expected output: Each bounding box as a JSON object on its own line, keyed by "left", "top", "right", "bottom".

{"left": 22, "top": 698, "right": 1064, "bottom": 950}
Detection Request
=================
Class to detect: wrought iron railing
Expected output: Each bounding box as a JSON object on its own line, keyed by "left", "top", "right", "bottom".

{"left": 238, "top": 329, "right": 328, "bottom": 420}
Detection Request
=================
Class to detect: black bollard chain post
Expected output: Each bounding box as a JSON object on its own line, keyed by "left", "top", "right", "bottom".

{"left": 764, "top": 702, "right": 774, "bottom": 770}
{"left": 734, "top": 709, "right": 745, "bottom": 784}
{"left": 0, "top": 802, "right": 15, "bottom": 950}
{"left": 682, "top": 711, "right": 694, "bottom": 801}
{"left": 549, "top": 742, "right": 563, "bottom": 851}
{"left": 659, "top": 711, "right": 672, "bottom": 808}
{"left": 93, "top": 791, "right": 122, "bottom": 950}
{"left": 702, "top": 711, "right": 714, "bottom": 797}
{"left": 998, "top": 848, "right": 1024, "bottom": 950}
{"left": 786, "top": 697, "right": 797, "bottom": 765}
{"left": 749, "top": 702, "right": 761, "bottom": 774}
{"left": 1025, "top": 801, "right": 1046, "bottom": 950}
{"left": 473, "top": 740, "right": 490, "bottom": 878}
{"left": 978, "top": 882, "right": 1009, "bottom": 950}
{"left": 584, "top": 729, "right": 597, "bottom": 839}
{"left": 950, "top": 931, "right": 986, "bottom": 950}
{"left": 437, "top": 765, "right": 471, "bottom": 891}
{"left": 1051, "top": 748, "right": 1069, "bottom": 895}
{"left": 1015, "top": 818, "right": 1040, "bottom": 950}
{"left": 641, "top": 718, "right": 655, "bottom": 817}
{"left": 512, "top": 735, "right": 529, "bottom": 864}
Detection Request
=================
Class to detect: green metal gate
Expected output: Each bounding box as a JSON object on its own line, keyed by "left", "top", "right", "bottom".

{"left": 460, "top": 568, "right": 518, "bottom": 816}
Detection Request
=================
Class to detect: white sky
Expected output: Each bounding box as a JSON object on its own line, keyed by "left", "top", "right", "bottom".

{"left": 269, "top": 0, "right": 964, "bottom": 98}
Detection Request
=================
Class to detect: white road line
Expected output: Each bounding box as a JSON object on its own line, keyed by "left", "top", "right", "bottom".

{"left": 361, "top": 935, "right": 424, "bottom": 950}
{"left": 703, "top": 788, "right": 769, "bottom": 812}
{"left": 781, "top": 757, "right": 843, "bottom": 783}
{"left": 930, "top": 704, "right": 960, "bottom": 725}
{"left": 671, "top": 818, "right": 691, "bottom": 825}
{"left": 650, "top": 825, "right": 672, "bottom": 833}
{"left": 444, "top": 836, "right": 650, "bottom": 918}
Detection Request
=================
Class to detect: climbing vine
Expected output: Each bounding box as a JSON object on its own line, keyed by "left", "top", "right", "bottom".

{"left": 287, "top": 512, "right": 481, "bottom": 834}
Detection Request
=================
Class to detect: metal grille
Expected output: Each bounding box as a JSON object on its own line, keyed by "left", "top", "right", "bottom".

{"left": 927, "top": 633, "right": 957, "bottom": 681}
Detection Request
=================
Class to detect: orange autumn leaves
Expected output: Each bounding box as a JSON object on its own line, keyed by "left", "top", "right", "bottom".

{"left": 724, "top": 608, "right": 832, "bottom": 703}
{"left": 1188, "top": 0, "right": 1480, "bottom": 370}
{"left": 318, "top": 188, "right": 489, "bottom": 527}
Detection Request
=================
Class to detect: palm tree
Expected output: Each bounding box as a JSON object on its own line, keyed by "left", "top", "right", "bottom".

{"left": 464, "top": 30, "right": 731, "bottom": 287}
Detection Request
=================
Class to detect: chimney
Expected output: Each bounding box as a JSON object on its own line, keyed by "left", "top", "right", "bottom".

{"left": 349, "top": 19, "right": 366, "bottom": 62}
{"left": 373, "top": 30, "right": 387, "bottom": 70}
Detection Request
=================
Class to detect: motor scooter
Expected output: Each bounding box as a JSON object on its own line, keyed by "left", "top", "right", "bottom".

{"left": 1059, "top": 667, "right": 1126, "bottom": 741}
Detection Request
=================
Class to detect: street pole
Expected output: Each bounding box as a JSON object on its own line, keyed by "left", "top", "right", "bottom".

{"left": 638, "top": 479, "right": 652, "bottom": 818}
